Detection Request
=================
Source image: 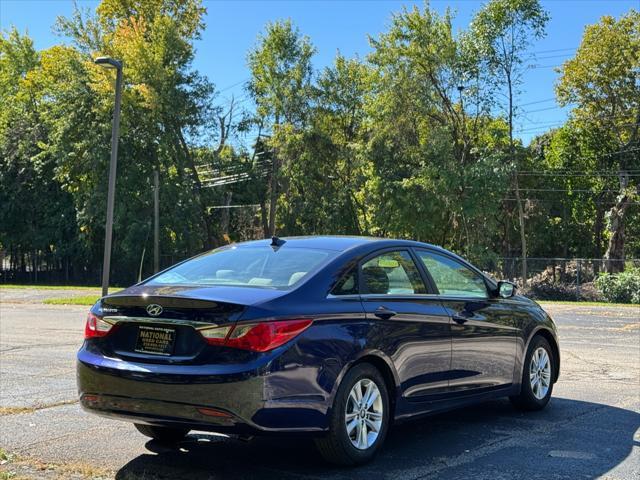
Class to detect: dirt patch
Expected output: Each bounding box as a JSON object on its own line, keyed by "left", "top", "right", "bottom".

{"left": 0, "top": 401, "right": 78, "bottom": 417}
{"left": 615, "top": 322, "right": 640, "bottom": 332}
{"left": 0, "top": 451, "right": 113, "bottom": 480}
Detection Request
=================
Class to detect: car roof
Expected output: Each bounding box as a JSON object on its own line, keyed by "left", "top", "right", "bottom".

{"left": 232, "top": 235, "right": 443, "bottom": 253}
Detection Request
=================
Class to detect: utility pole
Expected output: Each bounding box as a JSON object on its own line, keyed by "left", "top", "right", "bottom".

{"left": 95, "top": 57, "right": 123, "bottom": 297}
{"left": 153, "top": 170, "right": 160, "bottom": 273}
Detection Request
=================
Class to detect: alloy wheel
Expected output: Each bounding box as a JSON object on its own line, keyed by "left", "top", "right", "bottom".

{"left": 345, "top": 378, "right": 383, "bottom": 450}
{"left": 529, "top": 346, "right": 552, "bottom": 400}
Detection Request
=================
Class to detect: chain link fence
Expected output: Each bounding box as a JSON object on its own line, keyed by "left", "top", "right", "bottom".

{"left": 487, "top": 257, "right": 639, "bottom": 301}
{"left": 1, "top": 250, "right": 637, "bottom": 302}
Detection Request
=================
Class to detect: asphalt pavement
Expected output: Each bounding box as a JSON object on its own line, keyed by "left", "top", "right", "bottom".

{"left": 0, "top": 295, "right": 638, "bottom": 479}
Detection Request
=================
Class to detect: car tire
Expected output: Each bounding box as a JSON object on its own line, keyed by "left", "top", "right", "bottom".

{"left": 134, "top": 424, "right": 189, "bottom": 443}
{"left": 510, "top": 335, "right": 555, "bottom": 411}
{"left": 314, "top": 363, "right": 390, "bottom": 466}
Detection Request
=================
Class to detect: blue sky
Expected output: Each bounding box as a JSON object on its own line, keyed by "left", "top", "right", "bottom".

{"left": 1, "top": 0, "right": 637, "bottom": 145}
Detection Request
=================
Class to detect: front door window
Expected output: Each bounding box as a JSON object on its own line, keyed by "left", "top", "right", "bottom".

{"left": 416, "top": 251, "right": 487, "bottom": 298}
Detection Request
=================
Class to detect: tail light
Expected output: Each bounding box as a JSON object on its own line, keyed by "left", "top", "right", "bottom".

{"left": 84, "top": 312, "right": 114, "bottom": 339}
{"left": 198, "top": 319, "right": 312, "bottom": 352}
{"left": 197, "top": 407, "right": 232, "bottom": 418}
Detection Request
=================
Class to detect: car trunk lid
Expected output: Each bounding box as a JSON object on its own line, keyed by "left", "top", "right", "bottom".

{"left": 93, "top": 285, "right": 286, "bottom": 363}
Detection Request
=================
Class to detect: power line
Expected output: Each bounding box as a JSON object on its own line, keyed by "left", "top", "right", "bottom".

{"left": 517, "top": 111, "right": 636, "bottom": 128}
{"left": 207, "top": 204, "right": 260, "bottom": 210}
{"left": 502, "top": 198, "right": 640, "bottom": 205}
{"left": 520, "top": 148, "right": 640, "bottom": 165}
{"left": 218, "top": 79, "right": 248, "bottom": 93}
{"left": 529, "top": 53, "right": 574, "bottom": 61}
{"left": 529, "top": 64, "right": 562, "bottom": 69}
{"left": 518, "top": 188, "right": 621, "bottom": 193}
{"left": 518, "top": 172, "right": 640, "bottom": 178}
{"left": 473, "top": 187, "right": 622, "bottom": 193}
{"left": 515, "top": 122, "right": 564, "bottom": 130}
{"left": 516, "top": 123, "right": 565, "bottom": 132}
{"left": 519, "top": 97, "right": 557, "bottom": 107}
{"left": 521, "top": 105, "right": 565, "bottom": 114}
{"left": 587, "top": 147, "right": 640, "bottom": 158}
{"left": 516, "top": 121, "right": 640, "bottom": 133}
{"left": 202, "top": 173, "right": 268, "bottom": 188}
{"left": 516, "top": 164, "right": 640, "bottom": 175}
{"left": 517, "top": 119, "right": 567, "bottom": 126}
{"left": 529, "top": 47, "right": 577, "bottom": 55}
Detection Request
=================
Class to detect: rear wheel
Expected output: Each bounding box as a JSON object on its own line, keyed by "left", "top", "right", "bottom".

{"left": 510, "top": 335, "right": 554, "bottom": 411}
{"left": 314, "top": 363, "right": 390, "bottom": 465}
{"left": 134, "top": 424, "right": 189, "bottom": 444}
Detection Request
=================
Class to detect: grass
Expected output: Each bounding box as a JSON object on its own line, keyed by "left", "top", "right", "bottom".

{"left": 0, "top": 449, "right": 16, "bottom": 480}
{"left": 0, "top": 284, "right": 102, "bottom": 290}
{"left": 30, "top": 288, "right": 122, "bottom": 306}
{"left": 0, "top": 449, "right": 11, "bottom": 463}
{"left": 538, "top": 300, "right": 639, "bottom": 308}
{"left": 0, "top": 284, "right": 122, "bottom": 305}
{"left": 0, "top": 449, "right": 112, "bottom": 480}
{"left": 42, "top": 290, "right": 122, "bottom": 305}
{"left": 43, "top": 295, "right": 104, "bottom": 306}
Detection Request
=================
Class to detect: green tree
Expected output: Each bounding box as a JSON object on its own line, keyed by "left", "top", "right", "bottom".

{"left": 2, "top": 0, "right": 637, "bottom": 291}
{"left": 0, "top": 29, "right": 81, "bottom": 281}
{"left": 247, "top": 20, "right": 315, "bottom": 236}
{"left": 470, "top": 0, "right": 549, "bottom": 281}
{"left": 50, "top": 0, "right": 229, "bottom": 281}
{"left": 365, "top": 5, "right": 511, "bottom": 260}
{"left": 556, "top": 10, "right": 640, "bottom": 272}
{"left": 275, "top": 54, "right": 371, "bottom": 235}
{"left": 524, "top": 125, "right": 616, "bottom": 268}
{"left": 0, "top": 1, "right": 259, "bottom": 285}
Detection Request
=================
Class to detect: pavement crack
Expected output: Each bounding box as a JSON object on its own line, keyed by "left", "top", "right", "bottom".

{"left": 563, "top": 350, "right": 615, "bottom": 376}
{"left": 0, "top": 399, "right": 78, "bottom": 416}
{"left": 14, "top": 423, "right": 111, "bottom": 452}
{"left": 408, "top": 402, "right": 612, "bottom": 480}
{"left": 1, "top": 341, "right": 80, "bottom": 352}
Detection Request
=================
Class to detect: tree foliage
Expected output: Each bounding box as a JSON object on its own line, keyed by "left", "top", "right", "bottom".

{"left": 554, "top": 10, "right": 639, "bottom": 272}
{"left": 1, "top": 1, "right": 638, "bottom": 286}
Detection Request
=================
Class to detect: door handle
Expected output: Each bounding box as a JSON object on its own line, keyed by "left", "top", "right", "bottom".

{"left": 374, "top": 306, "right": 397, "bottom": 320}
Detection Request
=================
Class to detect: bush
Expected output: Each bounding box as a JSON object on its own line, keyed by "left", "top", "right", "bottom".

{"left": 521, "top": 260, "right": 602, "bottom": 301}
{"left": 595, "top": 268, "right": 640, "bottom": 304}
{"left": 530, "top": 260, "right": 597, "bottom": 284}
{"left": 522, "top": 280, "right": 601, "bottom": 302}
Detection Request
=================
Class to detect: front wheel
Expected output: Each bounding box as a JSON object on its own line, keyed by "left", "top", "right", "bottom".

{"left": 134, "top": 424, "right": 189, "bottom": 444}
{"left": 314, "top": 363, "right": 390, "bottom": 465}
{"left": 510, "top": 335, "right": 555, "bottom": 411}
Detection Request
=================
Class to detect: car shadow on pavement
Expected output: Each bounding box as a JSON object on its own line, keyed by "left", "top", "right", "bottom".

{"left": 115, "top": 397, "right": 639, "bottom": 480}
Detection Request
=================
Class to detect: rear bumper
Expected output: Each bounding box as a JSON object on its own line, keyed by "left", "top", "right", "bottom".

{"left": 76, "top": 346, "right": 330, "bottom": 434}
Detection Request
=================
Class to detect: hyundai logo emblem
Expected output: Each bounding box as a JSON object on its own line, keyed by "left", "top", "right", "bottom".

{"left": 146, "top": 304, "right": 163, "bottom": 317}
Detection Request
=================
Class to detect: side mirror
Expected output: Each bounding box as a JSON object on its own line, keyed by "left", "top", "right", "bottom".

{"left": 497, "top": 281, "right": 516, "bottom": 299}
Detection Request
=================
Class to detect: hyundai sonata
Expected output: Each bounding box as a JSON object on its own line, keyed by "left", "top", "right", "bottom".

{"left": 77, "top": 236, "right": 559, "bottom": 465}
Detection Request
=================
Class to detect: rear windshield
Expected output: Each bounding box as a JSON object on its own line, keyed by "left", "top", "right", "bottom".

{"left": 147, "top": 246, "right": 336, "bottom": 289}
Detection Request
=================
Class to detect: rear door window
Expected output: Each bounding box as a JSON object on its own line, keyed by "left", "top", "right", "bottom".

{"left": 360, "top": 251, "right": 426, "bottom": 295}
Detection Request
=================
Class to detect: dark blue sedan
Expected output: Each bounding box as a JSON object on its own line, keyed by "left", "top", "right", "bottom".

{"left": 77, "top": 236, "right": 559, "bottom": 465}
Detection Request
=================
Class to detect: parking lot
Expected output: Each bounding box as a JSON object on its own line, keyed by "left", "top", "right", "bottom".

{"left": 1, "top": 294, "right": 638, "bottom": 479}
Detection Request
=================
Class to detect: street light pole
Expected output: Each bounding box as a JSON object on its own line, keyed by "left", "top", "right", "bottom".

{"left": 153, "top": 169, "right": 160, "bottom": 273}
{"left": 95, "top": 57, "right": 123, "bottom": 297}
